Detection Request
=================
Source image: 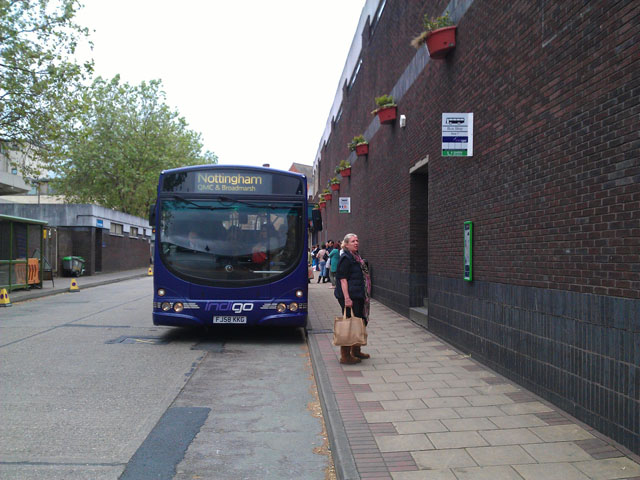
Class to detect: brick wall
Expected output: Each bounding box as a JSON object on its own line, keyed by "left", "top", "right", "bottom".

{"left": 57, "top": 229, "right": 73, "bottom": 274}
{"left": 56, "top": 227, "right": 150, "bottom": 275}
{"left": 101, "top": 231, "right": 151, "bottom": 273}
{"left": 315, "top": 0, "right": 639, "bottom": 454}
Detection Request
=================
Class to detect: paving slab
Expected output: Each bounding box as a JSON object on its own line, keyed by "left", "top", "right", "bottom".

{"left": 409, "top": 408, "right": 460, "bottom": 421}
{"left": 466, "top": 445, "right": 537, "bottom": 466}
{"left": 489, "top": 414, "right": 548, "bottom": 428}
{"left": 440, "top": 417, "right": 498, "bottom": 432}
{"left": 394, "top": 420, "right": 448, "bottom": 434}
{"left": 529, "top": 424, "right": 595, "bottom": 442}
{"left": 514, "top": 462, "right": 590, "bottom": 480}
{"left": 574, "top": 457, "right": 640, "bottom": 479}
{"left": 452, "top": 465, "right": 523, "bottom": 480}
{"left": 391, "top": 470, "right": 457, "bottom": 480}
{"left": 411, "top": 449, "right": 476, "bottom": 469}
{"left": 479, "top": 427, "right": 543, "bottom": 446}
{"left": 522, "top": 441, "right": 593, "bottom": 463}
{"left": 375, "top": 434, "right": 434, "bottom": 453}
{"left": 454, "top": 406, "right": 505, "bottom": 418}
{"left": 427, "top": 431, "right": 488, "bottom": 449}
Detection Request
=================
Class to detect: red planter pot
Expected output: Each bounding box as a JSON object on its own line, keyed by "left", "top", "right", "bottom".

{"left": 340, "top": 168, "right": 351, "bottom": 178}
{"left": 355, "top": 143, "right": 369, "bottom": 156}
{"left": 376, "top": 105, "right": 397, "bottom": 125}
{"left": 319, "top": 202, "right": 326, "bottom": 210}
{"left": 425, "top": 26, "right": 456, "bottom": 59}
{"left": 324, "top": 193, "right": 332, "bottom": 201}
{"left": 330, "top": 183, "right": 340, "bottom": 191}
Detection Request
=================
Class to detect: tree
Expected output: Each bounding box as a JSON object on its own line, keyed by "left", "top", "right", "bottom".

{"left": 50, "top": 75, "right": 217, "bottom": 217}
{"left": 0, "top": 0, "right": 92, "bottom": 174}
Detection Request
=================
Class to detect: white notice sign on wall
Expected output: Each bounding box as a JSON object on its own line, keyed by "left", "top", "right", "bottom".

{"left": 339, "top": 197, "right": 351, "bottom": 213}
{"left": 442, "top": 113, "right": 473, "bottom": 157}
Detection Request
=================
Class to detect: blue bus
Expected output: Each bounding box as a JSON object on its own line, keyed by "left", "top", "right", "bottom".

{"left": 149, "top": 165, "right": 308, "bottom": 328}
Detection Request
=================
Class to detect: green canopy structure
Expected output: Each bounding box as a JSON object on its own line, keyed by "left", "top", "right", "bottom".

{"left": 0, "top": 214, "right": 47, "bottom": 292}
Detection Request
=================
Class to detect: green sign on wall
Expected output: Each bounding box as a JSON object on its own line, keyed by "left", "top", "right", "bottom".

{"left": 464, "top": 221, "right": 473, "bottom": 281}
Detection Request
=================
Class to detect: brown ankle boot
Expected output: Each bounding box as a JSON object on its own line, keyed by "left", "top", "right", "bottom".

{"left": 340, "top": 346, "right": 361, "bottom": 364}
{"left": 352, "top": 345, "right": 370, "bottom": 359}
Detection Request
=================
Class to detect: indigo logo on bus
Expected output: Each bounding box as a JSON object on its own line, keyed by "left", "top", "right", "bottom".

{"left": 206, "top": 301, "right": 255, "bottom": 314}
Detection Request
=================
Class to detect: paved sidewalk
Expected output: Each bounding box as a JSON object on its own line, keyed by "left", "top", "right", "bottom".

{"left": 306, "top": 277, "right": 640, "bottom": 480}
{"left": 5, "top": 267, "right": 150, "bottom": 304}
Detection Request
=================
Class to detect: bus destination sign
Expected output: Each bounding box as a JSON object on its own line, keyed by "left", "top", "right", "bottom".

{"left": 195, "top": 171, "right": 272, "bottom": 194}
{"left": 162, "top": 168, "right": 303, "bottom": 195}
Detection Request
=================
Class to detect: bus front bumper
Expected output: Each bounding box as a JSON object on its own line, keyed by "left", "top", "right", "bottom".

{"left": 153, "top": 311, "right": 308, "bottom": 328}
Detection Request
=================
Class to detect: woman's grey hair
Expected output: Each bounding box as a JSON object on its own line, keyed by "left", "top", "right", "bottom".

{"left": 342, "top": 233, "right": 357, "bottom": 249}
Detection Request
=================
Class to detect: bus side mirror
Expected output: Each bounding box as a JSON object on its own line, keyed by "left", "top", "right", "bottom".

{"left": 149, "top": 203, "right": 156, "bottom": 225}
{"left": 312, "top": 209, "right": 322, "bottom": 231}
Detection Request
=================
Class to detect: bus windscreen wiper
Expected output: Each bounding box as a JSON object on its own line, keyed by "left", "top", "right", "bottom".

{"left": 216, "top": 195, "right": 299, "bottom": 210}
{"left": 172, "top": 194, "right": 225, "bottom": 210}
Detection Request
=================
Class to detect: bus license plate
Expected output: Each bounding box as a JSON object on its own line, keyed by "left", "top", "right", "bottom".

{"left": 213, "top": 316, "right": 247, "bottom": 324}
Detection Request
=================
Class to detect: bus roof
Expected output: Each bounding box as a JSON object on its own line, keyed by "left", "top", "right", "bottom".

{"left": 161, "top": 164, "right": 306, "bottom": 180}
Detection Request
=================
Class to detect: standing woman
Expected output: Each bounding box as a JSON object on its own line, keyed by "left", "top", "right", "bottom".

{"left": 334, "top": 233, "right": 371, "bottom": 364}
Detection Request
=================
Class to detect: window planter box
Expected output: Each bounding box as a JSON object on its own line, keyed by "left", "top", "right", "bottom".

{"left": 426, "top": 26, "right": 456, "bottom": 59}
{"left": 376, "top": 105, "right": 397, "bottom": 125}
{"left": 355, "top": 144, "right": 369, "bottom": 156}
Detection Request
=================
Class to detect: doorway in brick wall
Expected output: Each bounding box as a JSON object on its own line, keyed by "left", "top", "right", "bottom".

{"left": 409, "top": 157, "right": 429, "bottom": 328}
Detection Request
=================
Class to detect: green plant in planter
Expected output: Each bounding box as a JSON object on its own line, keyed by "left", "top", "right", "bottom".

{"left": 411, "top": 11, "right": 453, "bottom": 48}
{"left": 329, "top": 177, "right": 340, "bottom": 185}
{"left": 372, "top": 94, "right": 396, "bottom": 115}
{"left": 348, "top": 135, "right": 368, "bottom": 152}
{"left": 339, "top": 159, "right": 351, "bottom": 171}
{"left": 322, "top": 188, "right": 331, "bottom": 195}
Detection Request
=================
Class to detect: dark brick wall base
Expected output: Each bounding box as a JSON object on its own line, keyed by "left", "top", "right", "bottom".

{"left": 427, "top": 275, "right": 640, "bottom": 455}
{"left": 371, "top": 268, "right": 429, "bottom": 317}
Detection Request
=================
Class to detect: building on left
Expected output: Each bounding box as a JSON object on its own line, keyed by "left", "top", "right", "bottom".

{"left": 0, "top": 145, "right": 152, "bottom": 291}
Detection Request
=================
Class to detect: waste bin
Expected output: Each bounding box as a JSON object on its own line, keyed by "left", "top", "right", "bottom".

{"left": 62, "top": 256, "right": 86, "bottom": 277}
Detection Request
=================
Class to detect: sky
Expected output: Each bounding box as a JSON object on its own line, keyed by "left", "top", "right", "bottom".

{"left": 73, "top": 1, "right": 367, "bottom": 172}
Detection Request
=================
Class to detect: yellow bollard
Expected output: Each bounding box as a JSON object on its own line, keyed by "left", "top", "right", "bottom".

{"left": 0, "top": 288, "right": 12, "bottom": 307}
{"left": 148, "top": 267, "right": 153, "bottom": 276}
{"left": 69, "top": 279, "right": 80, "bottom": 292}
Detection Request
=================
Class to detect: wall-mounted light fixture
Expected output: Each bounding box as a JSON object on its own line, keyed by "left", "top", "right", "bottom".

{"left": 399, "top": 114, "right": 407, "bottom": 128}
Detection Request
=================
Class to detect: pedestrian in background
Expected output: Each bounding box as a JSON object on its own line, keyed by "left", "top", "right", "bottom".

{"left": 322, "top": 240, "right": 333, "bottom": 282}
{"left": 307, "top": 248, "right": 314, "bottom": 283}
{"left": 316, "top": 244, "right": 327, "bottom": 283}
{"left": 334, "top": 233, "right": 371, "bottom": 363}
{"left": 311, "top": 244, "right": 319, "bottom": 270}
{"left": 328, "top": 240, "right": 341, "bottom": 288}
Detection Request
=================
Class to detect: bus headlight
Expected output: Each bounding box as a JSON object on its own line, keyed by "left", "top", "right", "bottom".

{"left": 161, "top": 302, "right": 172, "bottom": 312}
{"left": 295, "top": 290, "right": 304, "bottom": 298}
{"left": 289, "top": 302, "right": 299, "bottom": 312}
{"left": 173, "top": 302, "right": 184, "bottom": 313}
{"left": 276, "top": 303, "right": 287, "bottom": 313}
{"left": 157, "top": 288, "right": 166, "bottom": 297}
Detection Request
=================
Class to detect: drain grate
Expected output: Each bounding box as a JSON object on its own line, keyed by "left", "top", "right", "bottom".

{"left": 106, "top": 335, "right": 168, "bottom": 345}
{"left": 307, "top": 328, "right": 333, "bottom": 334}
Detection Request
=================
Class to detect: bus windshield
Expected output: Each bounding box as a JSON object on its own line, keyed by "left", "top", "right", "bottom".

{"left": 159, "top": 198, "right": 303, "bottom": 286}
